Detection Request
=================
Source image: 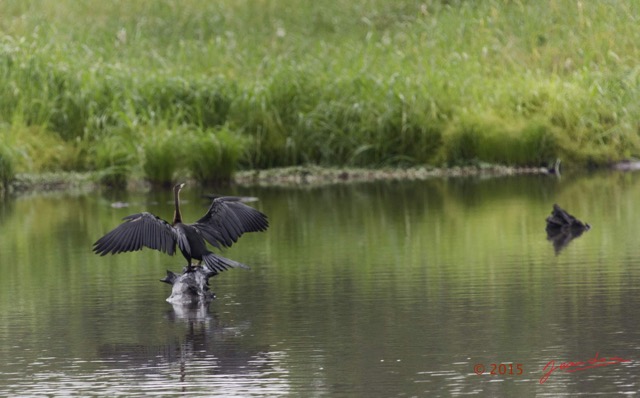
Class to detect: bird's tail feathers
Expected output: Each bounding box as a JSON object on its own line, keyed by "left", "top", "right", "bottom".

{"left": 202, "top": 252, "right": 250, "bottom": 274}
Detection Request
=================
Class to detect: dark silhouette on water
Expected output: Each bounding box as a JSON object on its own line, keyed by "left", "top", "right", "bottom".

{"left": 545, "top": 204, "right": 590, "bottom": 255}
{"left": 93, "top": 183, "right": 269, "bottom": 276}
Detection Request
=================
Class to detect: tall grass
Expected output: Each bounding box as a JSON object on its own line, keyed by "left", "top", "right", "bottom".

{"left": 90, "top": 131, "right": 137, "bottom": 189}
{"left": 140, "top": 125, "right": 246, "bottom": 186}
{"left": 186, "top": 126, "right": 247, "bottom": 185}
{"left": 0, "top": 0, "right": 639, "bottom": 185}
{"left": 0, "top": 145, "right": 15, "bottom": 191}
{"left": 141, "top": 126, "right": 180, "bottom": 188}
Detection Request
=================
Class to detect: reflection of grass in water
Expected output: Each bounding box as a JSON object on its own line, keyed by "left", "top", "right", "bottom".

{"left": 0, "top": 174, "right": 639, "bottom": 389}
{"left": 0, "top": 0, "right": 640, "bottom": 184}
{"left": 216, "top": 175, "right": 636, "bottom": 361}
{"left": 239, "top": 175, "right": 638, "bottom": 298}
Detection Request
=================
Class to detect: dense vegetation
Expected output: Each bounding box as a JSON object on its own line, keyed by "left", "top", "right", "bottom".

{"left": 0, "top": 0, "right": 639, "bottom": 188}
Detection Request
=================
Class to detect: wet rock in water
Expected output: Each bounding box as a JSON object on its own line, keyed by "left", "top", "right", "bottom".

{"left": 545, "top": 204, "right": 590, "bottom": 254}
{"left": 160, "top": 266, "right": 217, "bottom": 304}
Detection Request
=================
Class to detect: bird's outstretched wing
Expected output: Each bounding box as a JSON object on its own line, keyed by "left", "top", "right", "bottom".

{"left": 93, "top": 212, "right": 177, "bottom": 256}
{"left": 194, "top": 196, "right": 269, "bottom": 248}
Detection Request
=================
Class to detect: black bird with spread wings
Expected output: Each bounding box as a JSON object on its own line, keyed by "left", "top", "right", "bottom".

{"left": 93, "top": 183, "right": 268, "bottom": 274}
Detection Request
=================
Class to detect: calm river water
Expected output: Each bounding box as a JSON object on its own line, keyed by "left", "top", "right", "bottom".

{"left": 1, "top": 172, "right": 640, "bottom": 396}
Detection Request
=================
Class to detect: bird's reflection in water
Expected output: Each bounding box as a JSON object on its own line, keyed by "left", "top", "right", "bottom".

{"left": 168, "top": 302, "right": 215, "bottom": 387}
{"left": 169, "top": 301, "right": 212, "bottom": 323}
{"left": 546, "top": 226, "right": 588, "bottom": 255}
{"left": 166, "top": 302, "right": 257, "bottom": 392}
{"left": 97, "top": 303, "right": 274, "bottom": 394}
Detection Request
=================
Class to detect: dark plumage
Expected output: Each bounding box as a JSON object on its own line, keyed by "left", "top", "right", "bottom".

{"left": 93, "top": 183, "right": 268, "bottom": 274}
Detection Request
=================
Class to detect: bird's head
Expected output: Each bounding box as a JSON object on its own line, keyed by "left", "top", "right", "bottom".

{"left": 174, "top": 182, "right": 185, "bottom": 193}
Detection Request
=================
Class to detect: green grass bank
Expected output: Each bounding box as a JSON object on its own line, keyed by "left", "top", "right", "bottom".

{"left": 0, "top": 0, "right": 639, "bottom": 188}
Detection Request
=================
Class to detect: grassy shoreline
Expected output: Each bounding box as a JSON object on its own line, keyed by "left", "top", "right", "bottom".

{"left": 1, "top": 0, "right": 639, "bottom": 189}
{"left": 7, "top": 165, "right": 552, "bottom": 194}
{"left": 7, "top": 159, "right": 640, "bottom": 194}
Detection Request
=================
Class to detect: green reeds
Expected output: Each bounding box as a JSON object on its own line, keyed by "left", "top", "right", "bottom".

{"left": 90, "top": 132, "right": 137, "bottom": 189}
{"left": 441, "top": 114, "right": 560, "bottom": 167}
{"left": 0, "top": 145, "right": 15, "bottom": 192}
{"left": 140, "top": 125, "right": 246, "bottom": 187}
{"left": 186, "top": 126, "right": 247, "bottom": 186}
{"left": 0, "top": 0, "right": 639, "bottom": 184}
{"left": 142, "top": 127, "right": 180, "bottom": 188}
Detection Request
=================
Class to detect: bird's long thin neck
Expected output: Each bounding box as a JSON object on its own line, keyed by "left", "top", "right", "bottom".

{"left": 173, "top": 187, "right": 183, "bottom": 224}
